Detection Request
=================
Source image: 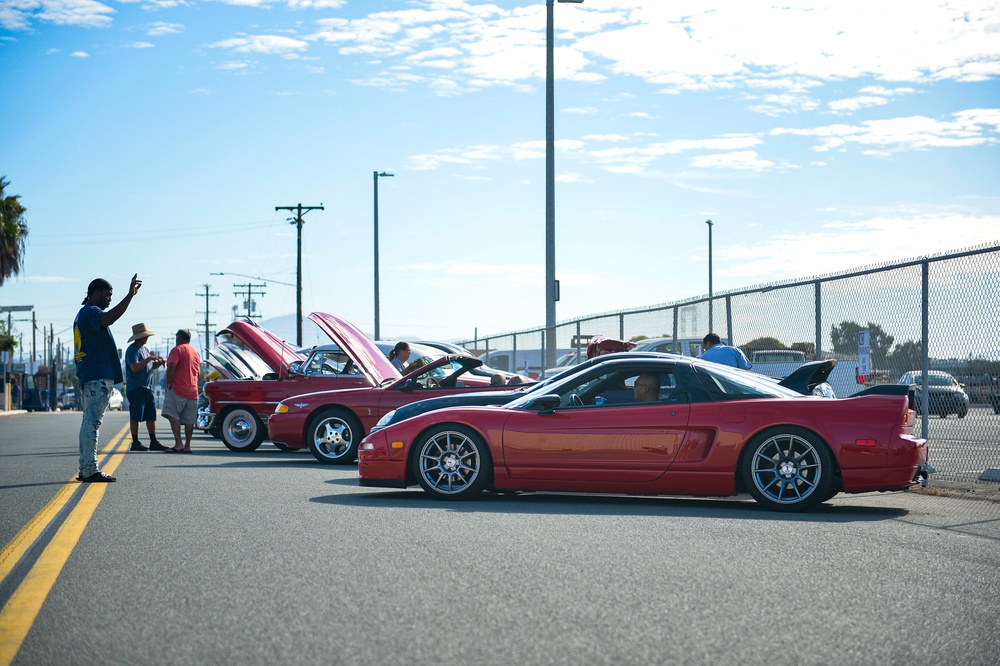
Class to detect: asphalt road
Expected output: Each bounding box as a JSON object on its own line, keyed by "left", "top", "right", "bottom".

{"left": 1, "top": 411, "right": 998, "bottom": 665}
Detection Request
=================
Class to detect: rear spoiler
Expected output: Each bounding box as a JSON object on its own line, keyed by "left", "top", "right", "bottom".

{"left": 851, "top": 383, "right": 916, "bottom": 410}
{"left": 778, "top": 359, "right": 836, "bottom": 395}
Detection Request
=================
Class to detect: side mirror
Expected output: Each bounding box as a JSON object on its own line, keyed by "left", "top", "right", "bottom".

{"left": 531, "top": 394, "right": 562, "bottom": 415}
{"left": 288, "top": 362, "right": 304, "bottom": 376}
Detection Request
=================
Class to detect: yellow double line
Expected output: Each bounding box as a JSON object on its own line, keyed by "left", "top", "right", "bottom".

{"left": 0, "top": 424, "right": 130, "bottom": 665}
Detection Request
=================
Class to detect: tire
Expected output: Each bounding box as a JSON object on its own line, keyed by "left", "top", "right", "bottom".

{"left": 307, "top": 408, "right": 363, "bottom": 464}
{"left": 957, "top": 405, "right": 968, "bottom": 418}
{"left": 220, "top": 407, "right": 265, "bottom": 452}
{"left": 412, "top": 425, "right": 490, "bottom": 500}
{"left": 741, "top": 427, "right": 832, "bottom": 512}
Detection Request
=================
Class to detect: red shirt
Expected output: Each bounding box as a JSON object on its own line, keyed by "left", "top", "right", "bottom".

{"left": 167, "top": 343, "right": 201, "bottom": 399}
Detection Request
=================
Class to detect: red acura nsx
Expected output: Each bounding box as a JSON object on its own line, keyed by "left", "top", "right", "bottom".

{"left": 358, "top": 354, "right": 931, "bottom": 512}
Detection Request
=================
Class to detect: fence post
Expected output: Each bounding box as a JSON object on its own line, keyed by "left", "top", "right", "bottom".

{"left": 672, "top": 306, "right": 679, "bottom": 352}
{"left": 814, "top": 281, "right": 822, "bottom": 361}
{"left": 725, "top": 295, "right": 733, "bottom": 345}
{"left": 921, "top": 260, "right": 930, "bottom": 439}
{"left": 619, "top": 314, "right": 624, "bottom": 340}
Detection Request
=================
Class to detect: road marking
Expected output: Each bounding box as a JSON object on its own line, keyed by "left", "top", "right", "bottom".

{"left": 0, "top": 424, "right": 129, "bottom": 665}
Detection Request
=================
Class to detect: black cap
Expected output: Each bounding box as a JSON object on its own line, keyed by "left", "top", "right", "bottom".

{"left": 87, "top": 278, "right": 113, "bottom": 294}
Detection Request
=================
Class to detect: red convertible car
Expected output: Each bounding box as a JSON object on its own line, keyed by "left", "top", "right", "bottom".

{"left": 204, "top": 313, "right": 399, "bottom": 451}
{"left": 357, "top": 354, "right": 931, "bottom": 512}
{"left": 266, "top": 346, "right": 524, "bottom": 464}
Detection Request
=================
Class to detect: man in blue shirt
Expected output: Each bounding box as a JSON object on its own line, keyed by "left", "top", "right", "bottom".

{"left": 124, "top": 322, "right": 167, "bottom": 451}
{"left": 700, "top": 333, "right": 752, "bottom": 370}
{"left": 74, "top": 274, "right": 142, "bottom": 482}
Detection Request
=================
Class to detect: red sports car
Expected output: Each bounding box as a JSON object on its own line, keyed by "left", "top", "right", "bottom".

{"left": 264, "top": 318, "right": 523, "bottom": 464}
{"left": 357, "top": 354, "right": 931, "bottom": 512}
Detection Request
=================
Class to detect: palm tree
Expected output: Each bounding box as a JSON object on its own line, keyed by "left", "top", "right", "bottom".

{"left": 0, "top": 175, "right": 29, "bottom": 286}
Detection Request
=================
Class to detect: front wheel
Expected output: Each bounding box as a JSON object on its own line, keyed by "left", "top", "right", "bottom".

{"left": 307, "top": 409, "right": 363, "bottom": 464}
{"left": 742, "top": 427, "right": 832, "bottom": 512}
{"left": 221, "top": 408, "right": 264, "bottom": 451}
{"left": 412, "top": 425, "right": 490, "bottom": 500}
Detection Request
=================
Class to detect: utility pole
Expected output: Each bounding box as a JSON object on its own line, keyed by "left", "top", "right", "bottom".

{"left": 275, "top": 203, "right": 324, "bottom": 346}
{"left": 706, "top": 219, "right": 714, "bottom": 334}
{"left": 197, "top": 284, "right": 219, "bottom": 360}
{"left": 233, "top": 283, "right": 266, "bottom": 319}
{"left": 32, "top": 310, "right": 37, "bottom": 365}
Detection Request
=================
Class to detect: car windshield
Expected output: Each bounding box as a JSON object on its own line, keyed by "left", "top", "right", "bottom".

{"left": 694, "top": 362, "right": 802, "bottom": 399}
{"left": 927, "top": 374, "right": 957, "bottom": 387}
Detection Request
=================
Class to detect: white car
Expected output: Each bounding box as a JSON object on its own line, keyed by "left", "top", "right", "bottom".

{"left": 108, "top": 387, "right": 124, "bottom": 411}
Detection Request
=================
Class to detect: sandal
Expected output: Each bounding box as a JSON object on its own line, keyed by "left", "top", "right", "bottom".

{"left": 164, "top": 448, "right": 181, "bottom": 453}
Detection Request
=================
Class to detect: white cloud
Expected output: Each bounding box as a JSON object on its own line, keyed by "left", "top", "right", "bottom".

{"left": 146, "top": 21, "right": 183, "bottom": 36}
{"left": 126, "top": 41, "right": 154, "bottom": 49}
{"left": 722, "top": 211, "right": 1000, "bottom": 280}
{"left": 689, "top": 150, "right": 776, "bottom": 171}
{"left": 772, "top": 108, "right": 1000, "bottom": 155}
{"left": 209, "top": 35, "right": 310, "bottom": 55}
{"left": 70, "top": 50, "right": 88, "bottom": 57}
{"left": 0, "top": 0, "right": 114, "bottom": 30}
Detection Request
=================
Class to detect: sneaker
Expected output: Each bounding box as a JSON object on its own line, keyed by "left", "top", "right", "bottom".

{"left": 130, "top": 441, "right": 149, "bottom": 451}
{"left": 78, "top": 472, "right": 117, "bottom": 483}
{"left": 148, "top": 440, "right": 169, "bottom": 451}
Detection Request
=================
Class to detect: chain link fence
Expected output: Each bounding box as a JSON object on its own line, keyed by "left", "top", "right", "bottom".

{"left": 459, "top": 242, "right": 1000, "bottom": 484}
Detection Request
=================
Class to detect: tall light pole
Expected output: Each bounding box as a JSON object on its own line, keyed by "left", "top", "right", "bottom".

{"left": 374, "top": 171, "right": 394, "bottom": 341}
{"left": 706, "top": 219, "right": 714, "bottom": 333}
{"left": 545, "top": 0, "right": 583, "bottom": 371}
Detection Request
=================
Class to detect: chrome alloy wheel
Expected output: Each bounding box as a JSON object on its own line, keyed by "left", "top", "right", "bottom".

{"left": 749, "top": 432, "right": 824, "bottom": 506}
{"left": 417, "top": 430, "right": 482, "bottom": 496}
{"left": 313, "top": 417, "right": 353, "bottom": 459}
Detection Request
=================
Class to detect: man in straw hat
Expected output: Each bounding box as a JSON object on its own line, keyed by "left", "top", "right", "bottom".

{"left": 124, "top": 323, "right": 167, "bottom": 451}
{"left": 73, "top": 274, "right": 142, "bottom": 482}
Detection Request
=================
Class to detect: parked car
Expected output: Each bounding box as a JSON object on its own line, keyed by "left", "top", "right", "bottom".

{"left": 899, "top": 370, "right": 970, "bottom": 418}
{"left": 266, "top": 322, "right": 537, "bottom": 464}
{"left": 631, "top": 336, "right": 722, "bottom": 357}
{"left": 202, "top": 315, "right": 370, "bottom": 451}
{"left": 358, "top": 355, "right": 930, "bottom": 512}
{"left": 375, "top": 342, "right": 494, "bottom": 388}
{"left": 418, "top": 340, "right": 528, "bottom": 384}
{"left": 368, "top": 356, "right": 841, "bottom": 437}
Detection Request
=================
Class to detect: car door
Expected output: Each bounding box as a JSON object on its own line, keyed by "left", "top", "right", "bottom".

{"left": 500, "top": 365, "right": 690, "bottom": 483}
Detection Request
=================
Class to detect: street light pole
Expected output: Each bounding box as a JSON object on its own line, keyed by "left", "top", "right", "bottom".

{"left": 544, "top": 0, "right": 582, "bottom": 372}
{"left": 706, "top": 219, "right": 714, "bottom": 333}
{"left": 374, "top": 171, "right": 394, "bottom": 341}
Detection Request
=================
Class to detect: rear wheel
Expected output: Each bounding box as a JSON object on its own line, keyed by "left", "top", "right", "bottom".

{"left": 413, "top": 425, "right": 490, "bottom": 500}
{"left": 742, "top": 427, "right": 832, "bottom": 512}
{"left": 307, "top": 409, "right": 363, "bottom": 464}
{"left": 221, "top": 408, "right": 264, "bottom": 452}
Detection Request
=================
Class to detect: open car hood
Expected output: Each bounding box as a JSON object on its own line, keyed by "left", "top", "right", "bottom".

{"left": 308, "top": 312, "right": 399, "bottom": 386}
{"left": 204, "top": 356, "right": 238, "bottom": 380}
{"left": 382, "top": 354, "right": 484, "bottom": 390}
{"left": 777, "top": 359, "right": 836, "bottom": 396}
{"left": 217, "top": 319, "right": 305, "bottom": 379}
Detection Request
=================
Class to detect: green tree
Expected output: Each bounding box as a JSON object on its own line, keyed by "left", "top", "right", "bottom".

{"left": 0, "top": 176, "right": 29, "bottom": 285}
{"left": 740, "top": 337, "right": 787, "bottom": 356}
{"left": 886, "top": 340, "right": 923, "bottom": 372}
{"left": 830, "top": 321, "right": 894, "bottom": 367}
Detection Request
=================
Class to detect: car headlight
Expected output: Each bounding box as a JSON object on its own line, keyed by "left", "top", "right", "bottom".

{"left": 369, "top": 409, "right": 397, "bottom": 434}
{"left": 275, "top": 403, "right": 289, "bottom": 414}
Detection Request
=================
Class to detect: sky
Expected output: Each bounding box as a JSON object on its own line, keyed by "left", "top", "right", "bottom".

{"left": 1, "top": 0, "right": 999, "bottom": 359}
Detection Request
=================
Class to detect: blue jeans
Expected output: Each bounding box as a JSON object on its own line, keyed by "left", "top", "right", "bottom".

{"left": 79, "top": 379, "right": 112, "bottom": 476}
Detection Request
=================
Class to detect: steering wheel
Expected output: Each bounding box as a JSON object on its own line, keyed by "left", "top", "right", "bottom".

{"left": 570, "top": 393, "right": 584, "bottom": 406}
{"left": 427, "top": 378, "right": 441, "bottom": 388}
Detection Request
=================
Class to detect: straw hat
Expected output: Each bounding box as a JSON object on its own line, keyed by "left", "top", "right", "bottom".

{"left": 128, "top": 323, "right": 156, "bottom": 342}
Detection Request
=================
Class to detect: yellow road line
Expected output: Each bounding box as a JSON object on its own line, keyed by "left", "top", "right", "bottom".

{"left": 0, "top": 424, "right": 129, "bottom": 665}
{"left": 0, "top": 423, "right": 130, "bottom": 583}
